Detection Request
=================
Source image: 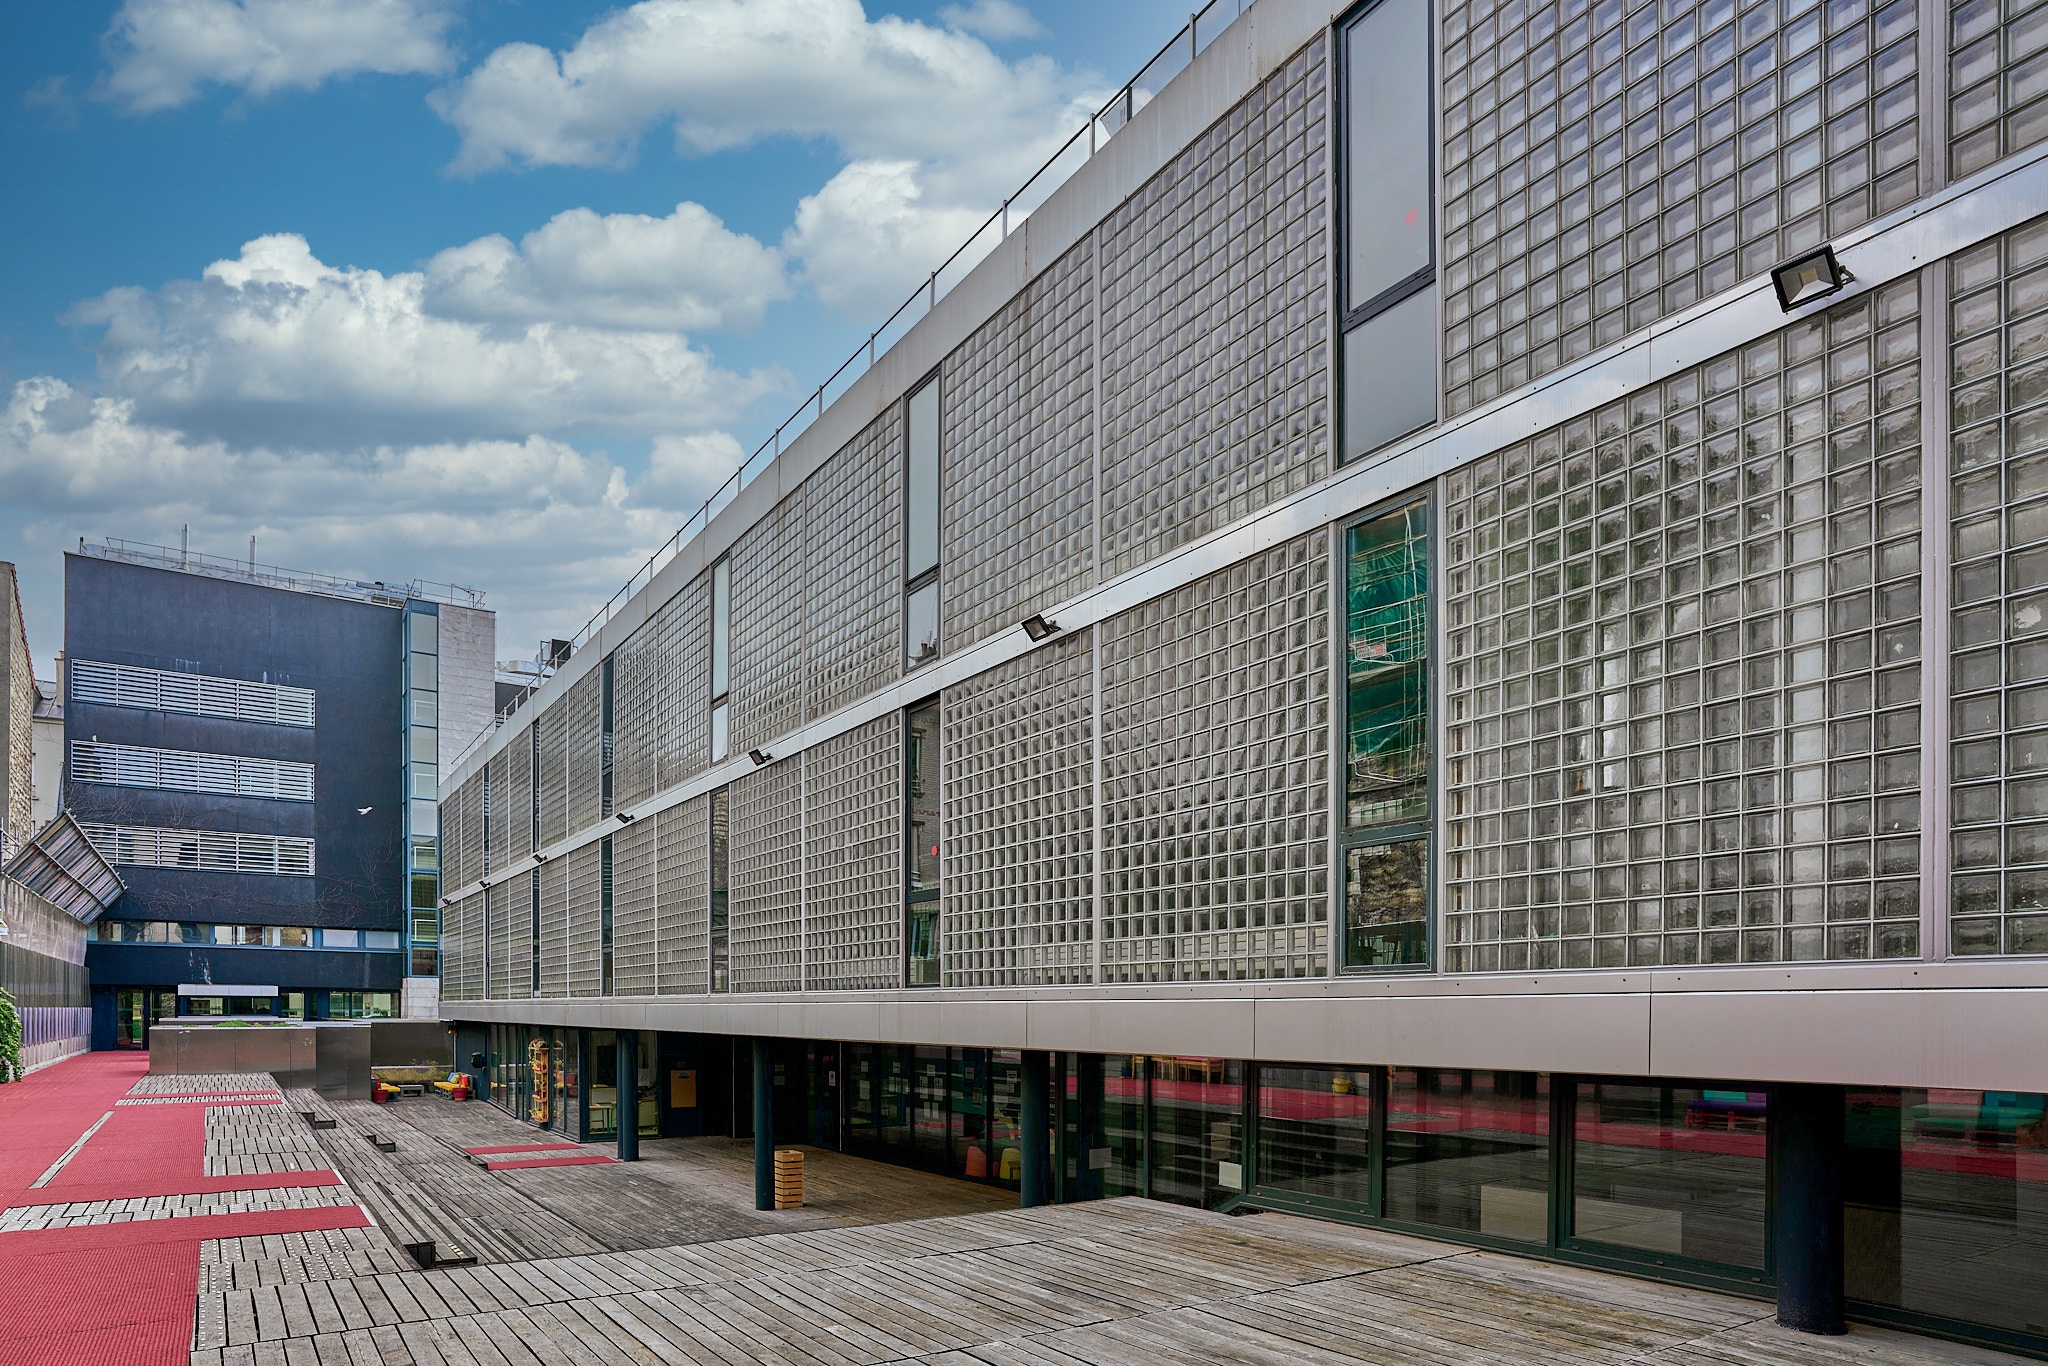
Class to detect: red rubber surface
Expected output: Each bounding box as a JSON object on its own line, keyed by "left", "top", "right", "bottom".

{"left": 483, "top": 1154, "right": 616, "bottom": 1170}
{"left": 0, "top": 1053, "right": 367, "bottom": 1366}
{"left": 462, "top": 1142, "right": 586, "bottom": 1154}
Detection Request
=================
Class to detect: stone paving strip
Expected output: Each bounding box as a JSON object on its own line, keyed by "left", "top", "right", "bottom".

{"left": 203, "top": 1103, "right": 333, "bottom": 1178}
{"left": 1, "top": 1183, "right": 360, "bottom": 1231}
{"left": 125, "top": 1072, "right": 284, "bottom": 1097}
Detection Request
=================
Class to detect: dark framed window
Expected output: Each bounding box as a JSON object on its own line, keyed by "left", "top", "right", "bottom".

{"left": 905, "top": 699, "right": 941, "bottom": 984}
{"left": 1338, "top": 0, "right": 1438, "bottom": 462}
{"left": 905, "top": 374, "right": 942, "bottom": 670}
{"left": 710, "top": 558, "right": 731, "bottom": 761}
{"left": 1341, "top": 496, "right": 1433, "bottom": 968}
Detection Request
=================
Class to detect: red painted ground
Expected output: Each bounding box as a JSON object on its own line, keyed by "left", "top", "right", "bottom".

{"left": 484, "top": 1154, "right": 616, "bottom": 1170}
{"left": 0, "top": 1052, "right": 367, "bottom": 1366}
{"left": 463, "top": 1141, "right": 586, "bottom": 1155}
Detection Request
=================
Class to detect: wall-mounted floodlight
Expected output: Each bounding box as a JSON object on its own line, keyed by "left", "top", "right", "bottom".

{"left": 533, "top": 851, "right": 548, "bottom": 863}
{"left": 749, "top": 748, "right": 772, "bottom": 766}
{"left": 616, "top": 811, "right": 635, "bottom": 823}
{"left": 1021, "top": 613, "right": 1060, "bottom": 641}
{"left": 1771, "top": 246, "right": 1849, "bottom": 311}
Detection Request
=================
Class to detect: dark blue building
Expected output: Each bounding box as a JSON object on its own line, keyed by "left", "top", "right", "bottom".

{"left": 65, "top": 541, "right": 493, "bottom": 1047}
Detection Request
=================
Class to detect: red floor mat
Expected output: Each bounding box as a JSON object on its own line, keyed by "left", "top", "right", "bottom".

{"left": 0, "top": 1206, "right": 370, "bottom": 1366}
{"left": 462, "top": 1142, "right": 587, "bottom": 1154}
{"left": 0, "top": 1053, "right": 148, "bottom": 1206}
{"left": 484, "top": 1154, "right": 617, "bottom": 1169}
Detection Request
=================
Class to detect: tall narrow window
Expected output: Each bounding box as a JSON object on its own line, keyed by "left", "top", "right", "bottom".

{"left": 710, "top": 558, "right": 731, "bottom": 760}
{"left": 905, "top": 701, "right": 942, "bottom": 984}
{"left": 1342, "top": 498, "right": 1432, "bottom": 967}
{"left": 1340, "top": 0, "right": 1437, "bottom": 461}
{"left": 600, "top": 653, "right": 615, "bottom": 819}
{"left": 529, "top": 868, "right": 542, "bottom": 994}
{"left": 528, "top": 723, "right": 541, "bottom": 849}
{"left": 709, "top": 787, "right": 730, "bottom": 992}
{"left": 600, "top": 835, "right": 614, "bottom": 996}
{"left": 904, "top": 376, "right": 942, "bottom": 670}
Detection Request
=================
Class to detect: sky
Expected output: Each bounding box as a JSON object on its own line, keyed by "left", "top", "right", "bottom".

{"left": 0, "top": 0, "right": 1193, "bottom": 681}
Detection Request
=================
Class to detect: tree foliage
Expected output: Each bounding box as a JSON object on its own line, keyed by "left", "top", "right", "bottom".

{"left": 0, "top": 987, "right": 23, "bottom": 1084}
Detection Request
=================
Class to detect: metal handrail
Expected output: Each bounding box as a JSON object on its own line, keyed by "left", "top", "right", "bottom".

{"left": 81, "top": 537, "right": 485, "bottom": 609}
{"left": 451, "top": 0, "right": 1256, "bottom": 772}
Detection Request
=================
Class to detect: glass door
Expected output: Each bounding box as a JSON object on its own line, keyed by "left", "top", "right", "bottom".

{"left": 911, "top": 1046, "right": 949, "bottom": 1170}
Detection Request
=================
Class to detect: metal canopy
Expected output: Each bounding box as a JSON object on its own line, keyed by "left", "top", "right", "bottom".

{"left": 2, "top": 812, "right": 125, "bottom": 923}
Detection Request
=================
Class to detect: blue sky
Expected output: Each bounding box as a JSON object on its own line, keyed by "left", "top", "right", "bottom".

{"left": 0, "top": 0, "right": 1192, "bottom": 689}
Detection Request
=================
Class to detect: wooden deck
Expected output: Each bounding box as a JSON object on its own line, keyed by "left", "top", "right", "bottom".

{"left": 189, "top": 1197, "right": 2028, "bottom": 1366}
{"left": 172, "top": 1094, "right": 2030, "bottom": 1366}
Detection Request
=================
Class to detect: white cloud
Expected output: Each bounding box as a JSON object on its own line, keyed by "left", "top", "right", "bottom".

{"left": 67, "top": 233, "right": 783, "bottom": 449}
{"left": 937, "top": 0, "right": 1044, "bottom": 41}
{"left": 784, "top": 161, "right": 998, "bottom": 316}
{"left": 423, "top": 203, "right": 788, "bottom": 334}
{"left": 1, "top": 376, "right": 733, "bottom": 685}
{"left": 430, "top": 0, "right": 1089, "bottom": 175}
{"left": 100, "top": 0, "right": 455, "bottom": 113}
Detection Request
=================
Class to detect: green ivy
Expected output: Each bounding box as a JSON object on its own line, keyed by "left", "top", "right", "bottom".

{"left": 0, "top": 987, "right": 22, "bottom": 1084}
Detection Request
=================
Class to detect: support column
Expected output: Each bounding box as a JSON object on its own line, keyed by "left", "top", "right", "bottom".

{"left": 753, "top": 1039, "right": 774, "bottom": 1211}
{"left": 1020, "top": 1050, "right": 1051, "bottom": 1208}
{"left": 616, "top": 1030, "right": 639, "bottom": 1162}
{"left": 1773, "top": 1084, "right": 1847, "bottom": 1335}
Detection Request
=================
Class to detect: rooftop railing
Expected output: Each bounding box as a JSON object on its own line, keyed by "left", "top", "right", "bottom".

{"left": 450, "top": 0, "right": 1257, "bottom": 773}
{"left": 80, "top": 537, "right": 485, "bottom": 610}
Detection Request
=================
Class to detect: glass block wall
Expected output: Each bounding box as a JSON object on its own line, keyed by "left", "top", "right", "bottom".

{"left": 565, "top": 841, "right": 601, "bottom": 996}
{"left": 565, "top": 668, "right": 602, "bottom": 835}
{"left": 441, "top": 890, "right": 482, "bottom": 1000}
{"left": 942, "top": 238, "right": 1095, "bottom": 650}
{"left": 1949, "top": 0, "right": 2048, "bottom": 178}
{"left": 486, "top": 885, "right": 515, "bottom": 1000}
{"left": 485, "top": 750, "right": 511, "bottom": 872}
{"left": 942, "top": 629, "right": 1095, "bottom": 986}
{"left": 1440, "top": 0, "right": 1922, "bottom": 416}
{"left": 730, "top": 762, "right": 801, "bottom": 991}
{"left": 537, "top": 859, "right": 568, "bottom": 996}
{"left": 654, "top": 796, "right": 709, "bottom": 994}
{"left": 1442, "top": 276, "right": 1924, "bottom": 969}
{"left": 1100, "top": 531, "right": 1333, "bottom": 981}
{"left": 1949, "top": 213, "right": 2048, "bottom": 955}
{"left": 611, "top": 619, "right": 660, "bottom": 810}
{"left": 805, "top": 408, "right": 903, "bottom": 721}
{"left": 731, "top": 496, "right": 807, "bottom": 755}
{"left": 1098, "top": 37, "right": 1332, "bottom": 579}
{"left": 651, "top": 577, "right": 710, "bottom": 790}
{"left": 803, "top": 715, "right": 903, "bottom": 990}
{"left": 611, "top": 816, "right": 657, "bottom": 994}
{"left": 535, "top": 696, "right": 567, "bottom": 847}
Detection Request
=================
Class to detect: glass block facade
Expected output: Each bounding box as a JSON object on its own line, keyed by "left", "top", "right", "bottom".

{"left": 1099, "top": 532, "right": 1333, "bottom": 981}
{"left": 803, "top": 715, "right": 903, "bottom": 990}
{"left": 534, "top": 696, "right": 567, "bottom": 848}
{"left": 1442, "top": 276, "right": 1924, "bottom": 968}
{"left": 653, "top": 575, "right": 709, "bottom": 789}
{"left": 654, "top": 797, "right": 709, "bottom": 994}
{"left": 1950, "top": 214, "right": 2048, "bottom": 954}
{"left": 565, "top": 841, "right": 601, "bottom": 997}
{"left": 610, "top": 816, "right": 657, "bottom": 994}
{"left": 1950, "top": 0, "right": 2048, "bottom": 177}
{"left": 730, "top": 497, "right": 807, "bottom": 755}
{"left": 565, "top": 668, "right": 603, "bottom": 836}
{"left": 1441, "top": 0, "right": 1922, "bottom": 415}
{"left": 942, "top": 630, "right": 1096, "bottom": 986}
{"left": 942, "top": 239, "right": 1095, "bottom": 650}
{"left": 805, "top": 409, "right": 904, "bottom": 720}
{"left": 1098, "top": 38, "right": 1332, "bottom": 579}
{"left": 729, "top": 762, "right": 802, "bottom": 991}
{"left": 536, "top": 859, "right": 568, "bottom": 997}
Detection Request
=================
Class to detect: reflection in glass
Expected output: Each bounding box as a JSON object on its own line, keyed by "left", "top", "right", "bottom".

{"left": 1149, "top": 1057, "right": 1244, "bottom": 1209}
{"left": 1386, "top": 1068, "right": 1550, "bottom": 1241}
{"left": 1257, "top": 1065, "right": 1374, "bottom": 1204}
{"left": 1845, "top": 1088, "right": 2048, "bottom": 1335}
{"left": 906, "top": 579, "right": 941, "bottom": 670}
{"left": 906, "top": 379, "right": 941, "bottom": 579}
{"left": 588, "top": 1029, "right": 619, "bottom": 1139}
{"left": 1343, "top": 287, "right": 1438, "bottom": 461}
{"left": 1102, "top": 1055, "right": 1147, "bottom": 1197}
{"left": 989, "top": 1050, "right": 1023, "bottom": 1190}
{"left": 1345, "top": 501, "right": 1430, "bottom": 826}
{"left": 1345, "top": 0, "right": 1432, "bottom": 310}
{"left": 1345, "top": 839, "right": 1428, "bottom": 966}
{"left": 906, "top": 701, "right": 942, "bottom": 985}
{"left": 709, "top": 788, "right": 730, "bottom": 992}
{"left": 710, "top": 699, "right": 729, "bottom": 762}
{"left": 1571, "top": 1081, "right": 1767, "bottom": 1268}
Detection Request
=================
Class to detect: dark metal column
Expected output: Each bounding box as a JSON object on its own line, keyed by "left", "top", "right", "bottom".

{"left": 1020, "top": 1050, "right": 1051, "bottom": 1208}
{"left": 1773, "top": 1083, "right": 1847, "bottom": 1335}
{"left": 616, "top": 1030, "right": 639, "bottom": 1162}
{"left": 753, "top": 1038, "right": 774, "bottom": 1211}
